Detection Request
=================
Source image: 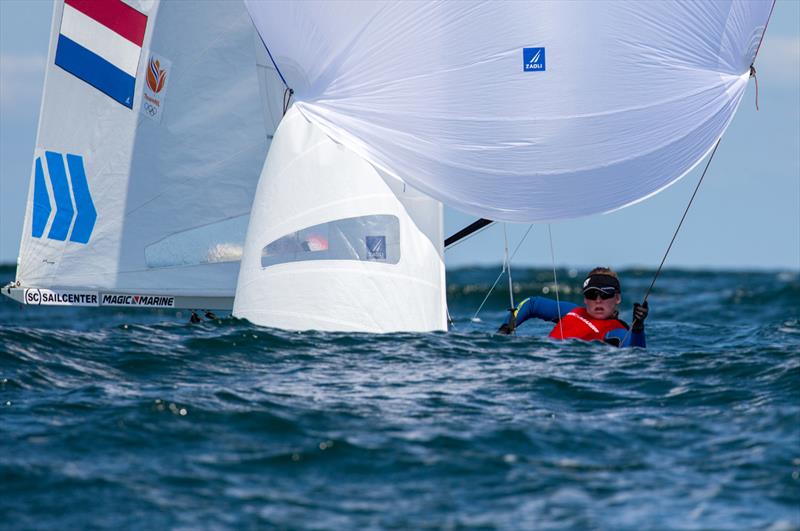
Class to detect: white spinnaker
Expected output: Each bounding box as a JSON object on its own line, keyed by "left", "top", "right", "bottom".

{"left": 245, "top": 0, "right": 772, "bottom": 222}
{"left": 16, "top": 0, "right": 278, "bottom": 299}
{"left": 234, "top": 107, "right": 447, "bottom": 333}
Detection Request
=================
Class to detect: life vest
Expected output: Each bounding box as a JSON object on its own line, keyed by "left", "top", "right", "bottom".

{"left": 548, "top": 307, "right": 627, "bottom": 342}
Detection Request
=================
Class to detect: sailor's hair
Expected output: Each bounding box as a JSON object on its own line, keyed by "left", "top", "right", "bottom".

{"left": 587, "top": 266, "right": 618, "bottom": 279}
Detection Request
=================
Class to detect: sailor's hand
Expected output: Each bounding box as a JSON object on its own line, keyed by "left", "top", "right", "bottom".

{"left": 632, "top": 301, "right": 649, "bottom": 332}
{"left": 497, "top": 323, "right": 513, "bottom": 335}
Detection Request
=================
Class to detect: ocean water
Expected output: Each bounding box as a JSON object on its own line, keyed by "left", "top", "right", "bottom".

{"left": 1, "top": 264, "right": 798, "bottom": 530}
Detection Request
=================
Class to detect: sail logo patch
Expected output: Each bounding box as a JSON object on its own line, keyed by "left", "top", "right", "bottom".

{"left": 24, "top": 288, "right": 99, "bottom": 306}
{"left": 31, "top": 151, "right": 97, "bottom": 244}
{"left": 146, "top": 57, "right": 166, "bottom": 93}
{"left": 141, "top": 53, "right": 171, "bottom": 123}
{"left": 55, "top": 0, "right": 148, "bottom": 108}
{"left": 523, "top": 47, "right": 546, "bottom": 72}
{"left": 366, "top": 236, "right": 386, "bottom": 260}
{"left": 101, "top": 294, "right": 175, "bottom": 308}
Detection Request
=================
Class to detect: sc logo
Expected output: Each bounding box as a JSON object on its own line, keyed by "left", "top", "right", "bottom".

{"left": 25, "top": 289, "right": 41, "bottom": 305}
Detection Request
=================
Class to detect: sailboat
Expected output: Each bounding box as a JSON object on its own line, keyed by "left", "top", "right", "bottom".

{"left": 5, "top": 0, "right": 774, "bottom": 334}
{"left": 4, "top": 0, "right": 284, "bottom": 311}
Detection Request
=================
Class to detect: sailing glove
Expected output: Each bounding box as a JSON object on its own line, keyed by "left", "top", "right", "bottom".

{"left": 497, "top": 323, "right": 515, "bottom": 335}
{"left": 631, "top": 301, "right": 649, "bottom": 332}
{"left": 497, "top": 308, "right": 517, "bottom": 335}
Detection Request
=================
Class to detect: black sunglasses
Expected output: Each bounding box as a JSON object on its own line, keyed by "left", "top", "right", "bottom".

{"left": 583, "top": 287, "right": 617, "bottom": 300}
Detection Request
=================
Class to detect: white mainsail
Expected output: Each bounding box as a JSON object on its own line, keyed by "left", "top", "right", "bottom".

{"left": 10, "top": 0, "right": 281, "bottom": 309}
{"left": 244, "top": 0, "right": 773, "bottom": 222}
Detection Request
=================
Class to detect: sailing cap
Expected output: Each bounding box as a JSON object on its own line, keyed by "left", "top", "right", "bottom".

{"left": 582, "top": 274, "right": 621, "bottom": 294}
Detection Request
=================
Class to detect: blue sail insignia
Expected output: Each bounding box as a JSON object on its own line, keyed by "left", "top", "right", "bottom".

{"left": 31, "top": 151, "right": 96, "bottom": 244}
{"left": 32, "top": 157, "right": 51, "bottom": 238}
{"left": 66, "top": 154, "right": 97, "bottom": 244}
{"left": 45, "top": 151, "right": 74, "bottom": 241}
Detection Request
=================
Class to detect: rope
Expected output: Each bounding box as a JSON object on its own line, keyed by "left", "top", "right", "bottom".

{"left": 503, "top": 224, "right": 515, "bottom": 311}
{"left": 247, "top": 11, "right": 294, "bottom": 117}
{"left": 472, "top": 271, "right": 506, "bottom": 323}
{"left": 248, "top": 11, "right": 290, "bottom": 89}
{"left": 620, "top": 137, "right": 723, "bottom": 345}
{"left": 643, "top": 138, "right": 721, "bottom": 305}
{"left": 547, "top": 224, "right": 565, "bottom": 339}
{"left": 283, "top": 87, "right": 295, "bottom": 115}
{"left": 750, "top": 65, "right": 760, "bottom": 111}
{"left": 748, "top": 0, "right": 776, "bottom": 111}
{"left": 471, "top": 225, "right": 533, "bottom": 321}
{"left": 753, "top": 0, "right": 776, "bottom": 61}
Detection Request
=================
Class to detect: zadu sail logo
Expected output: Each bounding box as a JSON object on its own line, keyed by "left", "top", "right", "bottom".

{"left": 146, "top": 57, "right": 167, "bottom": 93}
{"left": 366, "top": 236, "right": 386, "bottom": 260}
{"left": 523, "top": 47, "right": 546, "bottom": 72}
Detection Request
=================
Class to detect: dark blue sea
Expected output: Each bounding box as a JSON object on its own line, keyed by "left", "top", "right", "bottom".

{"left": 1, "top": 264, "right": 798, "bottom": 530}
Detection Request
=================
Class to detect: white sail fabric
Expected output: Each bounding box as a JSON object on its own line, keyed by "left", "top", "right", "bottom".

{"left": 234, "top": 107, "right": 447, "bottom": 332}
{"left": 16, "top": 0, "right": 278, "bottom": 303}
{"left": 245, "top": 0, "right": 772, "bottom": 222}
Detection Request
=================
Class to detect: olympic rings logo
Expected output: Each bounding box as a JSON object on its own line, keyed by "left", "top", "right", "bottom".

{"left": 143, "top": 102, "right": 158, "bottom": 116}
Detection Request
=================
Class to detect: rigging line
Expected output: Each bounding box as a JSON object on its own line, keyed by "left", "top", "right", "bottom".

{"left": 503, "top": 224, "right": 516, "bottom": 314}
{"left": 247, "top": 12, "right": 289, "bottom": 89}
{"left": 753, "top": 0, "right": 777, "bottom": 62}
{"left": 750, "top": 66, "right": 760, "bottom": 111}
{"left": 547, "top": 224, "right": 564, "bottom": 339}
{"left": 643, "top": 137, "right": 722, "bottom": 305}
{"left": 283, "top": 87, "right": 295, "bottom": 115}
{"left": 621, "top": 137, "right": 723, "bottom": 346}
{"left": 471, "top": 224, "right": 533, "bottom": 321}
{"left": 472, "top": 271, "right": 506, "bottom": 322}
{"left": 748, "top": 0, "right": 775, "bottom": 111}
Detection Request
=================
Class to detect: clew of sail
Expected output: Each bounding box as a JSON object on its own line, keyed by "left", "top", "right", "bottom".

{"left": 244, "top": 0, "right": 773, "bottom": 223}
{"left": 10, "top": 0, "right": 282, "bottom": 309}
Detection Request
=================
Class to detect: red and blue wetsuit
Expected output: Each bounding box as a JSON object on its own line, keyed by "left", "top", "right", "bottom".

{"left": 503, "top": 297, "right": 646, "bottom": 348}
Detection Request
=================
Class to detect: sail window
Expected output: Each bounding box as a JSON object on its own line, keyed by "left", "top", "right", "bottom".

{"left": 261, "top": 215, "right": 400, "bottom": 267}
{"left": 145, "top": 215, "right": 248, "bottom": 268}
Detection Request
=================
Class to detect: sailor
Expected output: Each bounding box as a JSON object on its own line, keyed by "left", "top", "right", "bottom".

{"left": 497, "top": 267, "right": 648, "bottom": 347}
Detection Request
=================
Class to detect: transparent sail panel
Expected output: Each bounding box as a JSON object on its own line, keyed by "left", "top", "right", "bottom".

{"left": 145, "top": 215, "right": 248, "bottom": 268}
{"left": 261, "top": 215, "right": 400, "bottom": 267}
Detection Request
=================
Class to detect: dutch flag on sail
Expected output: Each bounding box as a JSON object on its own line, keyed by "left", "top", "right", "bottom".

{"left": 55, "top": 0, "right": 147, "bottom": 109}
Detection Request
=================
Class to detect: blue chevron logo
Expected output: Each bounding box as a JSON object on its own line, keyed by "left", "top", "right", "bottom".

{"left": 31, "top": 151, "right": 97, "bottom": 244}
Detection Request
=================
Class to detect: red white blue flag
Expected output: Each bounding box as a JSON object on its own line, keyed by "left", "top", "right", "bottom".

{"left": 55, "top": 0, "right": 147, "bottom": 108}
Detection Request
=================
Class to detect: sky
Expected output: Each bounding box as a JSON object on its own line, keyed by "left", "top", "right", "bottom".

{"left": 1, "top": 0, "right": 798, "bottom": 272}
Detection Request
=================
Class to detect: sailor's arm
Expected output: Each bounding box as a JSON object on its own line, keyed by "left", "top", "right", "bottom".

{"left": 605, "top": 301, "right": 648, "bottom": 347}
{"left": 605, "top": 327, "right": 646, "bottom": 348}
{"left": 499, "top": 297, "right": 578, "bottom": 333}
